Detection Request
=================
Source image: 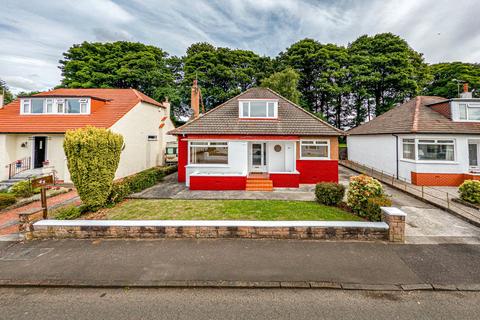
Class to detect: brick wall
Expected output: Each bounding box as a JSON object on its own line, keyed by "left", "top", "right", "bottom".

{"left": 411, "top": 172, "right": 469, "bottom": 186}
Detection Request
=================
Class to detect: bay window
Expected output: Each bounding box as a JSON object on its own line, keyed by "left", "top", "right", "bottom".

{"left": 402, "top": 138, "right": 455, "bottom": 162}
{"left": 300, "top": 140, "right": 330, "bottom": 159}
{"left": 239, "top": 100, "right": 277, "bottom": 119}
{"left": 189, "top": 142, "right": 228, "bottom": 165}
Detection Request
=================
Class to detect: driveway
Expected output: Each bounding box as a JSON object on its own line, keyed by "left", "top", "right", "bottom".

{"left": 340, "top": 166, "right": 480, "bottom": 244}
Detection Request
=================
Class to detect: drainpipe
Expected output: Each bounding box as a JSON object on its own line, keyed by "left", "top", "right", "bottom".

{"left": 393, "top": 134, "right": 399, "bottom": 178}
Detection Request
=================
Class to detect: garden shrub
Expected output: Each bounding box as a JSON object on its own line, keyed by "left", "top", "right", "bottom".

{"left": 347, "top": 175, "right": 385, "bottom": 219}
{"left": 123, "top": 166, "right": 177, "bottom": 193}
{"left": 106, "top": 181, "right": 131, "bottom": 206}
{"left": 315, "top": 182, "right": 346, "bottom": 206}
{"left": 54, "top": 205, "right": 82, "bottom": 220}
{"left": 459, "top": 180, "right": 480, "bottom": 204}
{"left": 364, "top": 196, "right": 392, "bottom": 222}
{"left": 0, "top": 193, "right": 16, "bottom": 210}
{"left": 10, "top": 180, "right": 40, "bottom": 198}
{"left": 64, "top": 126, "right": 124, "bottom": 211}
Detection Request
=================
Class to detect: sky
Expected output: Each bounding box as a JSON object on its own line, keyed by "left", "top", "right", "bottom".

{"left": 1, "top": 0, "right": 479, "bottom": 93}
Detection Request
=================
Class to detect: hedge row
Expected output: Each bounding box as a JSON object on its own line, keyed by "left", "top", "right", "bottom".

{"left": 106, "top": 166, "right": 177, "bottom": 206}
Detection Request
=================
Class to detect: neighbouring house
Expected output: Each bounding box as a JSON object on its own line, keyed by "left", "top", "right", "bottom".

{"left": 0, "top": 88, "right": 175, "bottom": 185}
{"left": 168, "top": 81, "right": 344, "bottom": 191}
{"left": 347, "top": 84, "right": 480, "bottom": 186}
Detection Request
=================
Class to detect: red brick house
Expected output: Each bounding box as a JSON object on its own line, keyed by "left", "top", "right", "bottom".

{"left": 169, "top": 81, "right": 344, "bottom": 191}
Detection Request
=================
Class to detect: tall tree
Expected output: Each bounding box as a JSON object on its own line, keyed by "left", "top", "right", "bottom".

{"left": 348, "top": 33, "right": 430, "bottom": 116}
{"left": 58, "top": 41, "right": 177, "bottom": 103}
{"left": 260, "top": 67, "right": 301, "bottom": 104}
{"left": 181, "top": 42, "right": 273, "bottom": 111}
{"left": 424, "top": 62, "right": 480, "bottom": 98}
{"left": 0, "top": 79, "right": 14, "bottom": 105}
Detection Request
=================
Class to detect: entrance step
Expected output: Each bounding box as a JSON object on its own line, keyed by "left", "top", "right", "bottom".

{"left": 246, "top": 175, "right": 273, "bottom": 191}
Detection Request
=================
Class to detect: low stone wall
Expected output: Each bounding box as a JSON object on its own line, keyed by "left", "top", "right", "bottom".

{"left": 18, "top": 209, "right": 44, "bottom": 233}
{"left": 28, "top": 208, "right": 406, "bottom": 242}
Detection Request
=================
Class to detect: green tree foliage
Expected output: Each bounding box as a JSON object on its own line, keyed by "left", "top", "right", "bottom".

{"left": 181, "top": 42, "right": 273, "bottom": 111}
{"left": 58, "top": 41, "right": 177, "bottom": 104}
{"left": 63, "top": 127, "right": 124, "bottom": 211}
{"left": 424, "top": 62, "right": 480, "bottom": 98}
{"left": 260, "top": 67, "right": 301, "bottom": 104}
{"left": 348, "top": 33, "right": 430, "bottom": 116}
{"left": 0, "top": 79, "right": 14, "bottom": 105}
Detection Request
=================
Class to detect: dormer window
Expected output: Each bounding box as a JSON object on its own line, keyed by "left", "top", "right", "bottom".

{"left": 20, "top": 98, "right": 90, "bottom": 115}
{"left": 459, "top": 103, "right": 480, "bottom": 121}
{"left": 239, "top": 99, "right": 278, "bottom": 119}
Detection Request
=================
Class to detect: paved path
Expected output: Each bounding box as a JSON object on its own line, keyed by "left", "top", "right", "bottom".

{"left": 1, "top": 287, "right": 479, "bottom": 320}
{"left": 339, "top": 166, "right": 480, "bottom": 245}
{"left": 0, "top": 190, "right": 79, "bottom": 241}
{"left": 131, "top": 173, "right": 316, "bottom": 201}
{"left": 0, "top": 239, "right": 479, "bottom": 288}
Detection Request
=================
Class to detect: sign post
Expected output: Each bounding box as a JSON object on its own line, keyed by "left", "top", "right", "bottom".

{"left": 31, "top": 175, "right": 54, "bottom": 219}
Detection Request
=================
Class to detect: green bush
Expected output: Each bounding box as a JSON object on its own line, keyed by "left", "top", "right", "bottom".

{"left": 459, "top": 180, "right": 480, "bottom": 204}
{"left": 315, "top": 182, "right": 346, "bottom": 206}
{"left": 364, "top": 196, "right": 392, "bottom": 222}
{"left": 347, "top": 175, "right": 385, "bottom": 219}
{"left": 106, "top": 181, "right": 131, "bottom": 206}
{"left": 53, "top": 205, "right": 82, "bottom": 220}
{"left": 9, "top": 180, "right": 40, "bottom": 198}
{"left": 64, "top": 126, "right": 124, "bottom": 211}
{"left": 0, "top": 193, "right": 16, "bottom": 210}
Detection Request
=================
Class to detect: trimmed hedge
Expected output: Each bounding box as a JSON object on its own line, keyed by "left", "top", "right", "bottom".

{"left": 0, "top": 193, "right": 16, "bottom": 210}
{"left": 54, "top": 205, "right": 82, "bottom": 220}
{"left": 106, "top": 166, "right": 177, "bottom": 206}
{"left": 64, "top": 126, "right": 124, "bottom": 211}
{"left": 459, "top": 180, "right": 480, "bottom": 204}
{"left": 10, "top": 180, "right": 40, "bottom": 198}
{"left": 315, "top": 182, "right": 346, "bottom": 206}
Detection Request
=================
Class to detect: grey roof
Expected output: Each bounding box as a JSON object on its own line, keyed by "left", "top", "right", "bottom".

{"left": 348, "top": 96, "right": 480, "bottom": 135}
{"left": 169, "top": 87, "right": 344, "bottom": 136}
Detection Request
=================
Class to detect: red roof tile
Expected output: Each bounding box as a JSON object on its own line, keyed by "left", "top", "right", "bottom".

{"left": 0, "top": 88, "right": 163, "bottom": 133}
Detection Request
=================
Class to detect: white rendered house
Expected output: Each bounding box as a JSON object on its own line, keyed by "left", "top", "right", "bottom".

{"left": 347, "top": 86, "right": 480, "bottom": 186}
{"left": 0, "top": 88, "right": 175, "bottom": 184}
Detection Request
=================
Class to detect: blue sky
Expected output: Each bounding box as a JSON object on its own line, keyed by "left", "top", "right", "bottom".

{"left": 1, "top": 0, "right": 479, "bottom": 93}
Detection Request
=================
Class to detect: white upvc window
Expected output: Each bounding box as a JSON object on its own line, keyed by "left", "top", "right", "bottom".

{"left": 239, "top": 100, "right": 278, "bottom": 119}
{"left": 189, "top": 141, "right": 229, "bottom": 165}
{"left": 300, "top": 140, "right": 330, "bottom": 160}
{"left": 459, "top": 103, "right": 480, "bottom": 121}
{"left": 402, "top": 138, "right": 455, "bottom": 162}
{"left": 20, "top": 98, "right": 90, "bottom": 115}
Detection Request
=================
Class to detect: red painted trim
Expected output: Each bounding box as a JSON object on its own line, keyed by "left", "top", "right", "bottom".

{"left": 177, "top": 136, "right": 188, "bottom": 182}
{"left": 190, "top": 176, "right": 247, "bottom": 190}
{"left": 186, "top": 134, "right": 299, "bottom": 140}
{"left": 411, "top": 172, "right": 471, "bottom": 186}
{"left": 269, "top": 173, "right": 300, "bottom": 188}
{"left": 296, "top": 160, "right": 338, "bottom": 184}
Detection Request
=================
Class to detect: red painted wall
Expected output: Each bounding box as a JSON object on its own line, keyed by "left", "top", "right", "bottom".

{"left": 177, "top": 136, "right": 188, "bottom": 182}
{"left": 296, "top": 160, "right": 338, "bottom": 184}
{"left": 190, "top": 176, "right": 247, "bottom": 190}
{"left": 270, "top": 173, "right": 300, "bottom": 188}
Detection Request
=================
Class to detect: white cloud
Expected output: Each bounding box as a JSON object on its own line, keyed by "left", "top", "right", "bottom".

{"left": 0, "top": 0, "right": 478, "bottom": 94}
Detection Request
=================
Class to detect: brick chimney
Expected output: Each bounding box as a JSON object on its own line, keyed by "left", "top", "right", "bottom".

{"left": 460, "top": 82, "right": 473, "bottom": 99}
{"left": 191, "top": 79, "right": 200, "bottom": 119}
{"left": 162, "top": 97, "right": 171, "bottom": 119}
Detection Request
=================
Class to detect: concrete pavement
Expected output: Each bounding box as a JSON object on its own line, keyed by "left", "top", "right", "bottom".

{"left": 1, "top": 287, "right": 480, "bottom": 320}
{"left": 0, "top": 239, "right": 479, "bottom": 289}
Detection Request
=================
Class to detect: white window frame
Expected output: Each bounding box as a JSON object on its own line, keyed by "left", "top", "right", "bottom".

{"left": 238, "top": 99, "right": 278, "bottom": 119}
{"left": 401, "top": 138, "right": 456, "bottom": 163}
{"left": 20, "top": 98, "right": 91, "bottom": 115}
{"left": 402, "top": 138, "right": 416, "bottom": 160}
{"left": 188, "top": 141, "right": 229, "bottom": 166}
{"left": 299, "top": 140, "right": 330, "bottom": 160}
{"left": 458, "top": 103, "right": 480, "bottom": 122}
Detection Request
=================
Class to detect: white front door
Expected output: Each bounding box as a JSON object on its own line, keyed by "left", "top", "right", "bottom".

{"left": 250, "top": 143, "right": 267, "bottom": 172}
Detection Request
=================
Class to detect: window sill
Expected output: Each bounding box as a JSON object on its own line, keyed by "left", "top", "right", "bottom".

{"left": 186, "top": 164, "right": 230, "bottom": 168}
{"left": 400, "top": 159, "right": 459, "bottom": 165}
{"left": 299, "top": 157, "right": 331, "bottom": 161}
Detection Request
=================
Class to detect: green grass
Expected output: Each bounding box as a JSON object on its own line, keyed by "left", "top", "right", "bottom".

{"left": 103, "top": 199, "right": 362, "bottom": 221}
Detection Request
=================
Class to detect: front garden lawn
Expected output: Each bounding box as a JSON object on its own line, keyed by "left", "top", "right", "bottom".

{"left": 101, "top": 199, "right": 362, "bottom": 221}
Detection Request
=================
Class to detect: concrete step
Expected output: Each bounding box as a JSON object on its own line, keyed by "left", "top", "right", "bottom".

{"left": 246, "top": 183, "right": 273, "bottom": 188}
{"left": 245, "top": 187, "right": 273, "bottom": 191}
